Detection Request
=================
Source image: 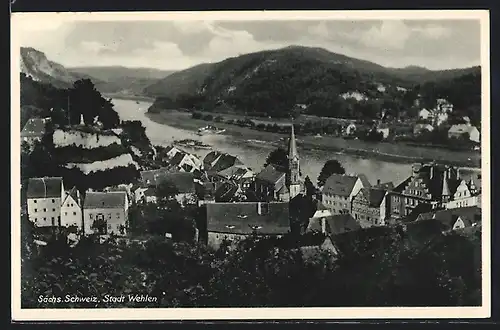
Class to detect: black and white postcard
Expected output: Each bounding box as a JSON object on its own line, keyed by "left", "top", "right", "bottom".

{"left": 11, "top": 10, "right": 491, "bottom": 321}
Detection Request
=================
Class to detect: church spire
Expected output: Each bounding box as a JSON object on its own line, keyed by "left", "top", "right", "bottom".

{"left": 442, "top": 176, "right": 451, "bottom": 202}
{"left": 288, "top": 123, "right": 298, "bottom": 159}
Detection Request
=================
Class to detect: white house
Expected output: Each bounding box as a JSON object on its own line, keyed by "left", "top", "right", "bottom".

{"left": 27, "top": 177, "right": 64, "bottom": 227}
{"left": 419, "top": 108, "right": 432, "bottom": 120}
{"left": 321, "top": 174, "right": 366, "bottom": 215}
{"left": 60, "top": 187, "right": 82, "bottom": 230}
{"left": 83, "top": 191, "right": 129, "bottom": 236}
{"left": 448, "top": 124, "right": 480, "bottom": 143}
{"left": 446, "top": 178, "right": 481, "bottom": 209}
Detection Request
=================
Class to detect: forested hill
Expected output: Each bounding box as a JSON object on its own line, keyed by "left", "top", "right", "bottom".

{"left": 144, "top": 45, "right": 481, "bottom": 121}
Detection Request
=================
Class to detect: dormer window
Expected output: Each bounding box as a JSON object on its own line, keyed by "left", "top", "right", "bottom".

{"left": 225, "top": 225, "right": 235, "bottom": 229}
{"left": 237, "top": 214, "right": 248, "bottom": 219}
{"left": 249, "top": 225, "right": 262, "bottom": 230}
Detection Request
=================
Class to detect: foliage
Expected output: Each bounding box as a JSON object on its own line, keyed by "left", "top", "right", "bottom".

{"left": 21, "top": 224, "right": 481, "bottom": 308}
{"left": 317, "top": 159, "right": 346, "bottom": 187}
{"left": 304, "top": 176, "right": 316, "bottom": 197}
{"left": 264, "top": 147, "right": 289, "bottom": 172}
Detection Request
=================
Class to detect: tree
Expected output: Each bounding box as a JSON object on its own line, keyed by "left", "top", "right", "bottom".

{"left": 317, "top": 159, "right": 346, "bottom": 187}
{"left": 155, "top": 181, "right": 179, "bottom": 201}
{"left": 264, "top": 147, "right": 288, "bottom": 171}
{"left": 304, "top": 176, "right": 316, "bottom": 197}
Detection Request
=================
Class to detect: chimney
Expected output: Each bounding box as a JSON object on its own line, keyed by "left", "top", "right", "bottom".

{"left": 430, "top": 166, "right": 434, "bottom": 179}
{"left": 321, "top": 217, "right": 326, "bottom": 234}
{"left": 456, "top": 168, "right": 460, "bottom": 180}
{"left": 377, "top": 179, "right": 381, "bottom": 186}
{"left": 257, "top": 202, "right": 262, "bottom": 215}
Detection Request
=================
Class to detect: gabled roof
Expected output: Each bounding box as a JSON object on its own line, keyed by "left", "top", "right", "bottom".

{"left": 214, "top": 181, "right": 239, "bottom": 202}
{"left": 21, "top": 117, "right": 48, "bottom": 138}
{"left": 62, "top": 186, "right": 80, "bottom": 206}
{"left": 217, "top": 165, "right": 253, "bottom": 180}
{"left": 357, "top": 174, "right": 371, "bottom": 188}
{"left": 206, "top": 202, "right": 290, "bottom": 235}
{"left": 27, "top": 177, "right": 63, "bottom": 198}
{"left": 374, "top": 181, "right": 394, "bottom": 190}
{"left": 83, "top": 191, "right": 127, "bottom": 209}
{"left": 357, "top": 188, "right": 387, "bottom": 207}
{"left": 417, "top": 206, "right": 481, "bottom": 230}
{"left": 256, "top": 164, "right": 286, "bottom": 184}
{"left": 323, "top": 174, "right": 359, "bottom": 197}
{"left": 170, "top": 152, "right": 187, "bottom": 166}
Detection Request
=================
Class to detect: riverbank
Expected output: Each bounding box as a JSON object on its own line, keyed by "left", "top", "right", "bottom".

{"left": 146, "top": 109, "right": 481, "bottom": 169}
{"left": 105, "top": 93, "right": 156, "bottom": 102}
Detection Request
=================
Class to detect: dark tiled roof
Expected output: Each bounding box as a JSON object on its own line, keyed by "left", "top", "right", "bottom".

{"left": 215, "top": 181, "right": 239, "bottom": 202}
{"left": 170, "top": 152, "right": 187, "bottom": 167}
{"left": 358, "top": 174, "right": 371, "bottom": 188}
{"left": 217, "top": 165, "right": 253, "bottom": 180}
{"left": 156, "top": 172, "right": 196, "bottom": 194}
{"left": 359, "top": 188, "right": 387, "bottom": 208}
{"left": 323, "top": 174, "right": 359, "bottom": 197}
{"left": 417, "top": 206, "right": 481, "bottom": 230}
{"left": 374, "top": 181, "right": 394, "bottom": 190}
{"left": 203, "top": 151, "right": 221, "bottom": 167}
{"left": 21, "top": 117, "right": 48, "bottom": 138}
{"left": 206, "top": 202, "right": 290, "bottom": 235}
{"left": 392, "top": 177, "right": 412, "bottom": 193}
{"left": 140, "top": 167, "right": 174, "bottom": 186}
{"left": 324, "top": 214, "right": 361, "bottom": 235}
{"left": 256, "top": 164, "right": 286, "bottom": 184}
{"left": 83, "top": 191, "right": 127, "bottom": 209}
{"left": 27, "top": 177, "right": 63, "bottom": 198}
{"left": 203, "top": 151, "right": 242, "bottom": 173}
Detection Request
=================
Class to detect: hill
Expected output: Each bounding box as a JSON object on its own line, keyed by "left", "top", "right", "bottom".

{"left": 20, "top": 47, "right": 171, "bottom": 96}
{"left": 20, "top": 47, "right": 80, "bottom": 89}
{"left": 20, "top": 74, "right": 155, "bottom": 191}
{"left": 68, "top": 66, "right": 174, "bottom": 95}
{"left": 145, "top": 45, "right": 480, "bottom": 120}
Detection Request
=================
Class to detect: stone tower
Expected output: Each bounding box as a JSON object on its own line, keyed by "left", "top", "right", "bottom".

{"left": 287, "top": 123, "right": 302, "bottom": 199}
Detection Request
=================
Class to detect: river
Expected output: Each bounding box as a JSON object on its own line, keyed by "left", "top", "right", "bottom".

{"left": 111, "top": 98, "right": 478, "bottom": 185}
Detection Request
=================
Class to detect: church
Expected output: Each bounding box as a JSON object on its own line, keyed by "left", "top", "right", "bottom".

{"left": 254, "top": 124, "right": 303, "bottom": 202}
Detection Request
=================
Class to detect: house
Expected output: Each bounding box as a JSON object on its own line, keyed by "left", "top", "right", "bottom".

{"left": 254, "top": 165, "right": 289, "bottom": 202}
{"left": 415, "top": 206, "right": 481, "bottom": 232}
{"left": 321, "top": 174, "right": 365, "bottom": 215}
{"left": 448, "top": 124, "right": 480, "bottom": 143}
{"left": 435, "top": 112, "right": 449, "bottom": 126}
{"left": 203, "top": 151, "right": 243, "bottom": 173}
{"left": 164, "top": 145, "right": 183, "bottom": 159}
{"left": 387, "top": 162, "right": 461, "bottom": 221}
{"left": 204, "top": 202, "right": 291, "bottom": 249}
{"left": 170, "top": 152, "right": 202, "bottom": 173}
{"left": 60, "top": 187, "right": 82, "bottom": 230}
{"left": 217, "top": 165, "right": 255, "bottom": 190}
{"left": 21, "top": 117, "right": 50, "bottom": 144}
{"left": 419, "top": 108, "right": 432, "bottom": 120}
{"left": 351, "top": 187, "right": 389, "bottom": 227}
{"left": 446, "top": 176, "right": 481, "bottom": 209}
{"left": 26, "top": 177, "right": 64, "bottom": 227}
{"left": 136, "top": 172, "right": 197, "bottom": 205}
{"left": 83, "top": 191, "right": 129, "bottom": 236}
{"left": 413, "top": 123, "right": 434, "bottom": 136}
{"left": 436, "top": 98, "right": 453, "bottom": 113}
{"left": 310, "top": 201, "right": 332, "bottom": 220}
{"left": 214, "top": 181, "right": 241, "bottom": 202}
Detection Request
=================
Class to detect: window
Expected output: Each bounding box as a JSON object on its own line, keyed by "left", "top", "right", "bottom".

{"left": 52, "top": 208, "right": 55, "bottom": 212}
{"left": 34, "top": 218, "right": 37, "bottom": 222}
{"left": 43, "top": 217, "right": 46, "bottom": 221}
{"left": 52, "top": 199, "right": 55, "bottom": 203}
{"left": 34, "top": 208, "right": 37, "bottom": 212}
{"left": 43, "top": 208, "right": 47, "bottom": 212}
{"left": 90, "top": 214, "right": 93, "bottom": 219}
{"left": 64, "top": 212, "right": 67, "bottom": 215}
{"left": 116, "top": 213, "right": 120, "bottom": 218}
{"left": 73, "top": 212, "right": 76, "bottom": 216}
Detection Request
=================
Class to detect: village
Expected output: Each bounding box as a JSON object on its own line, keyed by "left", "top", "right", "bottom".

{"left": 20, "top": 106, "right": 482, "bottom": 256}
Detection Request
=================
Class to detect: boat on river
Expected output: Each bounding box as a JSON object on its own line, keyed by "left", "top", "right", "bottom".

{"left": 174, "top": 139, "right": 212, "bottom": 150}
{"left": 197, "top": 125, "right": 226, "bottom": 136}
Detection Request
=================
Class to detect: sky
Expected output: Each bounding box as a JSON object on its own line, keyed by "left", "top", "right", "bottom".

{"left": 15, "top": 17, "right": 482, "bottom": 71}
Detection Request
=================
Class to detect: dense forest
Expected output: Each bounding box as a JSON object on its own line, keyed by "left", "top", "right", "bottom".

{"left": 145, "top": 46, "right": 481, "bottom": 124}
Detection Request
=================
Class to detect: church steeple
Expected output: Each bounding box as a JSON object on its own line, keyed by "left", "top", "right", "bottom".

{"left": 288, "top": 123, "right": 298, "bottom": 160}
{"left": 287, "top": 123, "right": 301, "bottom": 199}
